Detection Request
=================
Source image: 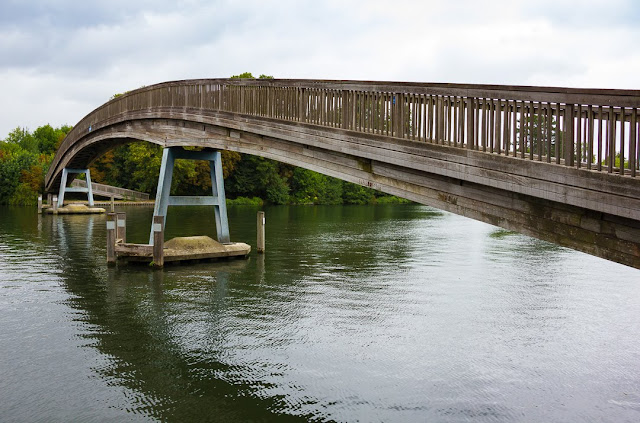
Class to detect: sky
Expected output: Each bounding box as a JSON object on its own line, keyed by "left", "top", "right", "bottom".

{"left": 0, "top": 0, "right": 639, "bottom": 137}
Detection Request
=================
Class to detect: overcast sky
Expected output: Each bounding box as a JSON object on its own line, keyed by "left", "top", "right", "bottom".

{"left": 1, "top": 0, "right": 638, "bottom": 137}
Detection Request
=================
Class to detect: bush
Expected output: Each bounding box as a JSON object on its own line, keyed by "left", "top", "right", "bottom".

{"left": 226, "top": 196, "right": 264, "bottom": 206}
{"left": 9, "top": 183, "right": 38, "bottom": 206}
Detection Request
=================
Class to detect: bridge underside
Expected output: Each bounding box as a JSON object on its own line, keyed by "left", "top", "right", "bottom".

{"left": 47, "top": 110, "right": 640, "bottom": 269}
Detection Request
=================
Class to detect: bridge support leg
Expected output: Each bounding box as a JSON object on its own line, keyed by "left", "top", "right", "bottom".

{"left": 57, "top": 168, "right": 94, "bottom": 208}
{"left": 149, "top": 147, "right": 230, "bottom": 245}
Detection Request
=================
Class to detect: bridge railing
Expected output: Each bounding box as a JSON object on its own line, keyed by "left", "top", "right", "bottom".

{"left": 59, "top": 79, "right": 640, "bottom": 177}
{"left": 70, "top": 179, "right": 150, "bottom": 200}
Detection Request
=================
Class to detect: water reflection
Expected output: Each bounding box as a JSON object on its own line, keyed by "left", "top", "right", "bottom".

{"left": 1, "top": 205, "right": 640, "bottom": 422}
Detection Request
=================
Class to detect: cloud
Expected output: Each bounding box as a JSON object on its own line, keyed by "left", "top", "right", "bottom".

{"left": 1, "top": 0, "right": 639, "bottom": 136}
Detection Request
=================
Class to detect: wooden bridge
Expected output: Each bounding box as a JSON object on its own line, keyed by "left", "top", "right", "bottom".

{"left": 45, "top": 78, "right": 640, "bottom": 268}
{"left": 70, "top": 179, "right": 150, "bottom": 201}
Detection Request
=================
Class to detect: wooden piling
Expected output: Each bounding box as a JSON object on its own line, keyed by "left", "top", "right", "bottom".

{"left": 116, "top": 212, "right": 126, "bottom": 242}
{"left": 106, "top": 213, "right": 116, "bottom": 265}
{"left": 52, "top": 195, "right": 59, "bottom": 214}
{"left": 110, "top": 196, "right": 115, "bottom": 212}
{"left": 47, "top": 193, "right": 52, "bottom": 206}
{"left": 152, "top": 215, "right": 164, "bottom": 268}
{"left": 257, "top": 211, "right": 265, "bottom": 253}
{"left": 37, "top": 195, "right": 43, "bottom": 214}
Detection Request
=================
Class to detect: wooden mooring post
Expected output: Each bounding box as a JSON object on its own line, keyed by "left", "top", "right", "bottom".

{"left": 152, "top": 215, "right": 164, "bottom": 268}
{"left": 52, "top": 195, "right": 59, "bottom": 214}
{"left": 37, "top": 195, "right": 43, "bottom": 214}
{"left": 257, "top": 211, "right": 265, "bottom": 254}
{"left": 116, "top": 212, "right": 126, "bottom": 242}
{"left": 106, "top": 212, "right": 116, "bottom": 265}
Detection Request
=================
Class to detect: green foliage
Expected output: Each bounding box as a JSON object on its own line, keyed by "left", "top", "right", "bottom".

{"left": 0, "top": 124, "right": 70, "bottom": 205}
{"left": 226, "top": 196, "right": 264, "bottom": 206}
{"left": 290, "top": 168, "right": 342, "bottom": 204}
{"left": 374, "top": 195, "right": 413, "bottom": 204}
{"left": 230, "top": 72, "right": 255, "bottom": 79}
{"left": 518, "top": 114, "right": 562, "bottom": 156}
{"left": 342, "top": 182, "right": 375, "bottom": 205}
{"left": 230, "top": 72, "right": 274, "bottom": 79}
{"left": 9, "top": 183, "right": 38, "bottom": 206}
{"left": 89, "top": 146, "right": 411, "bottom": 206}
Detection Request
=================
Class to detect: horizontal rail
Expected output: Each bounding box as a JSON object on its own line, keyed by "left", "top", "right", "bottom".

{"left": 53, "top": 79, "right": 640, "bottom": 182}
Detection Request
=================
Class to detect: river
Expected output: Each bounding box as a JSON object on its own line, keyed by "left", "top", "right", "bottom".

{"left": 1, "top": 204, "right": 639, "bottom": 422}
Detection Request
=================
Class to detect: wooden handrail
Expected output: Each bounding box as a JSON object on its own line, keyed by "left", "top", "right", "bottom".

{"left": 50, "top": 78, "right": 640, "bottom": 183}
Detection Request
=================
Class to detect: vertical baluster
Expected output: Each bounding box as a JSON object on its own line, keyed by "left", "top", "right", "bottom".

{"left": 620, "top": 107, "right": 626, "bottom": 174}
{"left": 587, "top": 105, "right": 594, "bottom": 169}
{"left": 463, "top": 97, "right": 468, "bottom": 148}
{"left": 474, "top": 98, "right": 480, "bottom": 150}
{"left": 504, "top": 100, "right": 511, "bottom": 155}
{"left": 444, "top": 97, "right": 450, "bottom": 145}
{"left": 545, "top": 103, "right": 551, "bottom": 163}
{"left": 488, "top": 99, "right": 499, "bottom": 153}
{"left": 566, "top": 104, "right": 575, "bottom": 167}
{"left": 467, "top": 97, "right": 474, "bottom": 150}
{"left": 535, "top": 102, "right": 541, "bottom": 161}
{"left": 518, "top": 101, "right": 525, "bottom": 158}
{"left": 608, "top": 107, "right": 615, "bottom": 173}
{"left": 482, "top": 99, "right": 487, "bottom": 152}
{"left": 576, "top": 105, "right": 582, "bottom": 167}
{"left": 496, "top": 99, "right": 503, "bottom": 154}
{"left": 554, "top": 103, "right": 560, "bottom": 164}
{"left": 631, "top": 108, "right": 638, "bottom": 177}
{"left": 427, "top": 96, "right": 432, "bottom": 140}
{"left": 597, "top": 106, "right": 603, "bottom": 171}
{"left": 511, "top": 101, "right": 517, "bottom": 156}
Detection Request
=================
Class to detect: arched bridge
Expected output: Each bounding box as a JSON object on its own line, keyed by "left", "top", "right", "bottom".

{"left": 46, "top": 78, "right": 640, "bottom": 269}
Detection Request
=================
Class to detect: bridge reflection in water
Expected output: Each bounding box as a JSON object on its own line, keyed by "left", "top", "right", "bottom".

{"left": 46, "top": 79, "right": 640, "bottom": 268}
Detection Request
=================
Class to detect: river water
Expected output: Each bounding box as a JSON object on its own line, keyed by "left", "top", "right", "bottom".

{"left": 1, "top": 204, "right": 639, "bottom": 422}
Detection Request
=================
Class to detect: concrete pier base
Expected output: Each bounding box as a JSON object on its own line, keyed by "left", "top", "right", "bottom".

{"left": 46, "top": 203, "right": 106, "bottom": 214}
{"left": 115, "top": 236, "right": 250, "bottom": 265}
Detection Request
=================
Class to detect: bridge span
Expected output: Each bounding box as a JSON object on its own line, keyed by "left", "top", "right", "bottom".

{"left": 46, "top": 78, "right": 640, "bottom": 268}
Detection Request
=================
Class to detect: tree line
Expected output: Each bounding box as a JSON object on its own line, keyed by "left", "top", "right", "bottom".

{"left": 0, "top": 126, "right": 408, "bottom": 206}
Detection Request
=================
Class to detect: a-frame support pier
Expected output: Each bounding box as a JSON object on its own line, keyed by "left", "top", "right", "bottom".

{"left": 149, "top": 147, "right": 230, "bottom": 245}
{"left": 57, "top": 168, "right": 94, "bottom": 208}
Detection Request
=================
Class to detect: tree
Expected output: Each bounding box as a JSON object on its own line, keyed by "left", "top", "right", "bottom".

{"left": 517, "top": 113, "right": 562, "bottom": 158}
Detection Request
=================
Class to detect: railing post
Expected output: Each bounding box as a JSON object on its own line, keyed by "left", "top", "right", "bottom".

{"left": 110, "top": 196, "right": 115, "bottom": 212}
{"left": 257, "top": 211, "right": 265, "bottom": 254}
{"left": 106, "top": 212, "right": 116, "bottom": 265}
{"left": 152, "top": 215, "right": 164, "bottom": 268}
{"left": 116, "top": 212, "right": 126, "bottom": 242}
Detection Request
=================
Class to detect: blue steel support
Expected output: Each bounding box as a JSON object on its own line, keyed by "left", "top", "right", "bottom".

{"left": 57, "top": 168, "right": 94, "bottom": 208}
{"left": 149, "top": 147, "right": 230, "bottom": 245}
